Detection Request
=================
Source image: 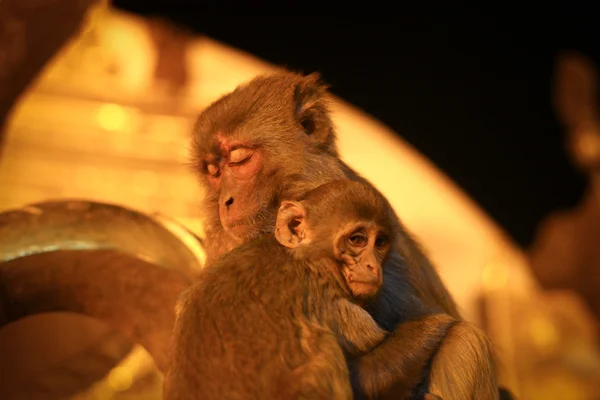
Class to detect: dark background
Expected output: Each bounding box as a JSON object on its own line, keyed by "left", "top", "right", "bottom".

{"left": 110, "top": 5, "right": 600, "bottom": 248}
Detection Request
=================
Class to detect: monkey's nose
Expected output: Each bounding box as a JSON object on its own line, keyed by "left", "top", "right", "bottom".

{"left": 224, "top": 197, "right": 234, "bottom": 209}
{"left": 366, "top": 263, "right": 380, "bottom": 279}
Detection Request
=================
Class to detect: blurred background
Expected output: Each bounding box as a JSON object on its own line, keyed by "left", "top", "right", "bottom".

{"left": 1, "top": 2, "right": 600, "bottom": 399}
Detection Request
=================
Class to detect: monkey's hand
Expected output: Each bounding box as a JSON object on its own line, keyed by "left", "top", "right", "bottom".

{"left": 332, "top": 298, "right": 387, "bottom": 356}
{"left": 349, "top": 314, "right": 456, "bottom": 400}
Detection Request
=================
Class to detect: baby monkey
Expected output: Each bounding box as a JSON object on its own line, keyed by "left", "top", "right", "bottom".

{"left": 164, "top": 180, "right": 396, "bottom": 400}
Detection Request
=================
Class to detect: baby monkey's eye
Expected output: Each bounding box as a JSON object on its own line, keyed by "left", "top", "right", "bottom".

{"left": 348, "top": 233, "right": 368, "bottom": 247}
{"left": 375, "top": 236, "right": 389, "bottom": 248}
{"left": 229, "top": 148, "right": 253, "bottom": 165}
{"left": 206, "top": 163, "right": 220, "bottom": 177}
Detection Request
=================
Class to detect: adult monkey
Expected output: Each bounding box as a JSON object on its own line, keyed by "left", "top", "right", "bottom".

{"left": 192, "top": 72, "right": 501, "bottom": 400}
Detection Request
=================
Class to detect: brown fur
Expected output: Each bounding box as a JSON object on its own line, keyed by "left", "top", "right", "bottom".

{"left": 188, "top": 71, "right": 500, "bottom": 399}
{"left": 164, "top": 181, "right": 453, "bottom": 400}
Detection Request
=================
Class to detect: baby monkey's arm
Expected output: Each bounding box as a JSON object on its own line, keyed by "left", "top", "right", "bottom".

{"left": 331, "top": 298, "right": 387, "bottom": 356}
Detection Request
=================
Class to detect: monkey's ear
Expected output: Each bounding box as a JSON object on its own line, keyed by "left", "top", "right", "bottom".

{"left": 275, "top": 201, "right": 310, "bottom": 248}
{"left": 293, "top": 73, "right": 334, "bottom": 145}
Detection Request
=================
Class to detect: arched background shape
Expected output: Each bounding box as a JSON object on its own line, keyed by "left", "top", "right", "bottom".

{"left": 0, "top": 2, "right": 598, "bottom": 399}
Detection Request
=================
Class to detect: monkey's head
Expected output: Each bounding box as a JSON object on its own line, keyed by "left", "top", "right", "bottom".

{"left": 274, "top": 180, "right": 396, "bottom": 302}
{"left": 192, "top": 72, "right": 346, "bottom": 249}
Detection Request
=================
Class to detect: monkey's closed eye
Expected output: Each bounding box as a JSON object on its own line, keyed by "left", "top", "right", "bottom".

{"left": 206, "top": 163, "right": 220, "bottom": 177}
{"left": 229, "top": 148, "right": 253, "bottom": 165}
{"left": 348, "top": 233, "right": 367, "bottom": 247}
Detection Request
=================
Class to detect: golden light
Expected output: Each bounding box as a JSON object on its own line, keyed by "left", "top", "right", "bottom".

{"left": 96, "top": 103, "right": 128, "bottom": 131}
{"left": 105, "top": 344, "right": 157, "bottom": 394}
{"left": 131, "top": 170, "right": 159, "bottom": 196}
{"left": 107, "top": 366, "right": 134, "bottom": 392}
{"left": 529, "top": 316, "right": 560, "bottom": 354}
{"left": 482, "top": 261, "right": 510, "bottom": 291}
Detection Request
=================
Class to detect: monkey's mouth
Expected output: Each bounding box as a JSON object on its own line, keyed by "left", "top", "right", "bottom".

{"left": 222, "top": 217, "right": 262, "bottom": 242}
{"left": 349, "top": 278, "right": 380, "bottom": 286}
{"left": 224, "top": 220, "right": 251, "bottom": 240}
{"left": 226, "top": 218, "right": 248, "bottom": 229}
{"left": 350, "top": 281, "right": 381, "bottom": 300}
{"left": 222, "top": 208, "right": 274, "bottom": 240}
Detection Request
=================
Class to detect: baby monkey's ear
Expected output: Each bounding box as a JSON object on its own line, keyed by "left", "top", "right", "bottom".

{"left": 275, "top": 201, "right": 310, "bottom": 248}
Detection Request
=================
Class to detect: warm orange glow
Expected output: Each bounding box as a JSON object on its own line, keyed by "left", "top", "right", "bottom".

{"left": 96, "top": 103, "right": 128, "bottom": 131}
{"left": 105, "top": 345, "right": 156, "bottom": 393}
{"left": 575, "top": 129, "right": 600, "bottom": 162}
{"left": 152, "top": 212, "right": 207, "bottom": 268}
{"left": 130, "top": 170, "right": 160, "bottom": 195}
{"left": 107, "top": 366, "right": 134, "bottom": 391}
{"left": 1, "top": 3, "right": 599, "bottom": 399}
{"left": 529, "top": 316, "right": 560, "bottom": 353}
{"left": 482, "top": 261, "right": 510, "bottom": 291}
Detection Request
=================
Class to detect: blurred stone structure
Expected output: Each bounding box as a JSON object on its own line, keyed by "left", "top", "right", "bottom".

{"left": 0, "top": 0, "right": 96, "bottom": 154}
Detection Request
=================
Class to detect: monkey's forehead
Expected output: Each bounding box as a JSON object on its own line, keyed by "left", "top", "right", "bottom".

{"left": 193, "top": 102, "right": 294, "bottom": 142}
{"left": 193, "top": 73, "right": 305, "bottom": 129}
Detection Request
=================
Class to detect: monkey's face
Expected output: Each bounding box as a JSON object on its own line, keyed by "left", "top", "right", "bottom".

{"left": 192, "top": 73, "right": 339, "bottom": 246}
{"left": 334, "top": 221, "right": 390, "bottom": 302}
{"left": 198, "top": 142, "right": 273, "bottom": 241}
